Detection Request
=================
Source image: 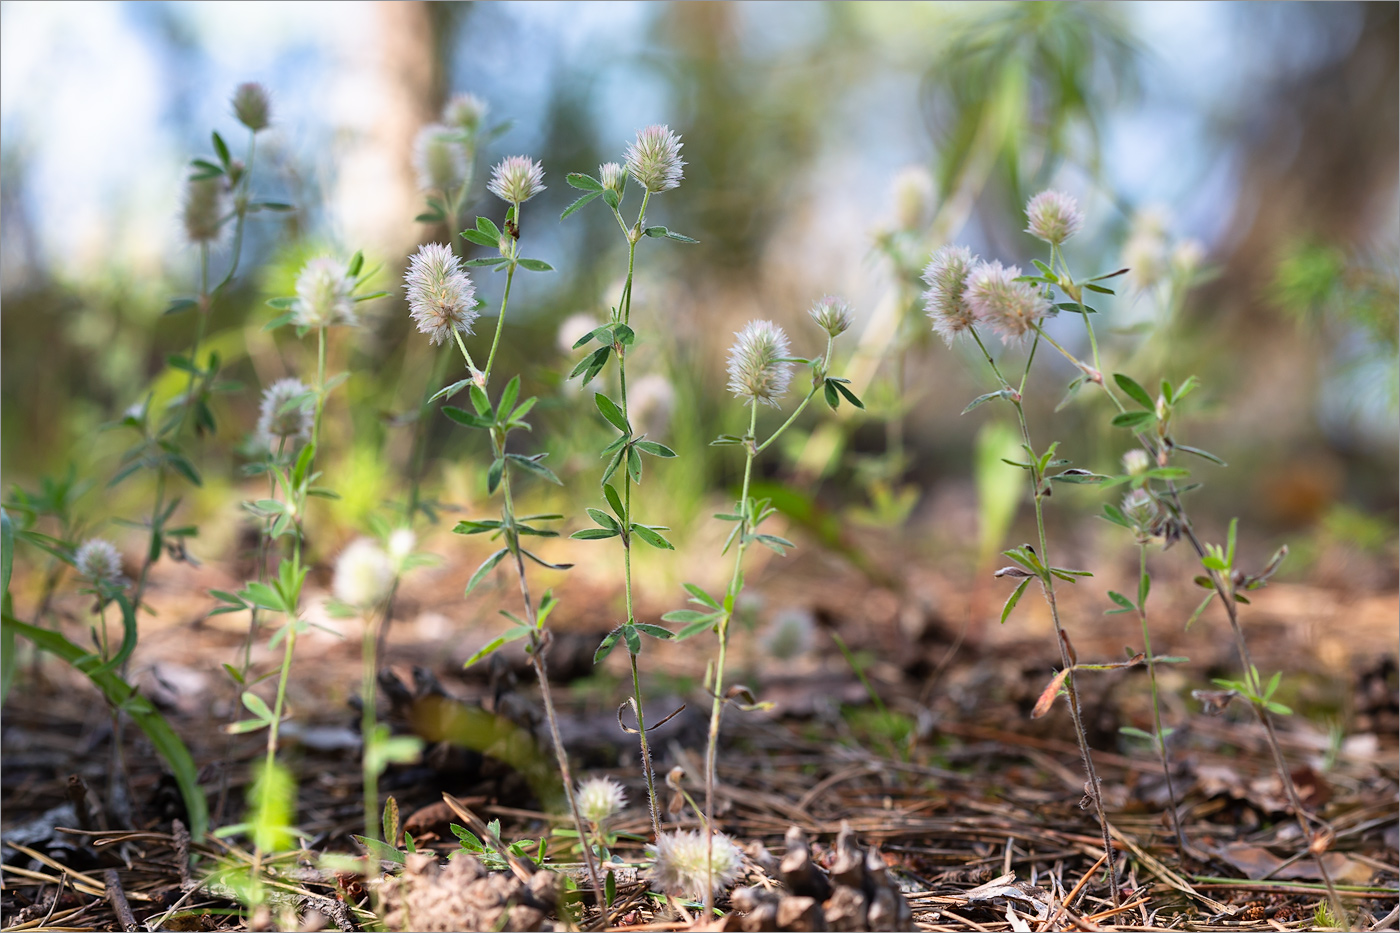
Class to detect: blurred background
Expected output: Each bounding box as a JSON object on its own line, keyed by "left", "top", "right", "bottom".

{"left": 2, "top": 0, "right": 1396, "bottom": 595}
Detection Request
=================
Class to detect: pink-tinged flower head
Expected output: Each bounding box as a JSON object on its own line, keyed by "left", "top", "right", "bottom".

{"left": 232, "top": 82, "right": 271, "bottom": 132}
{"left": 75, "top": 538, "right": 127, "bottom": 588}
{"left": 1025, "top": 189, "right": 1085, "bottom": 246}
{"left": 404, "top": 243, "right": 477, "bottom": 345}
{"left": 922, "top": 245, "right": 979, "bottom": 345}
{"left": 727, "top": 320, "right": 793, "bottom": 407}
{"left": 293, "top": 257, "right": 358, "bottom": 328}
{"left": 487, "top": 155, "right": 545, "bottom": 204}
{"left": 809, "top": 295, "right": 853, "bottom": 338}
{"left": 647, "top": 830, "right": 744, "bottom": 898}
{"left": 962, "top": 260, "right": 1051, "bottom": 343}
{"left": 624, "top": 125, "right": 685, "bottom": 193}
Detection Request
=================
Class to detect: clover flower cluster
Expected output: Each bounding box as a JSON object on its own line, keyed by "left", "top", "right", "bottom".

{"left": 726, "top": 320, "right": 793, "bottom": 407}
{"left": 576, "top": 776, "right": 627, "bottom": 825}
{"left": 293, "top": 257, "right": 358, "bottom": 328}
{"left": 256, "top": 378, "right": 313, "bottom": 449}
{"left": 231, "top": 82, "right": 271, "bottom": 133}
{"left": 809, "top": 295, "right": 853, "bottom": 338}
{"left": 923, "top": 189, "right": 1091, "bottom": 345}
{"left": 182, "top": 176, "right": 226, "bottom": 245}
{"left": 75, "top": 538, "right": 126, "bottom": 588}
{"left": 405, "top": 243, "right": 477, "bottom": 345}
{"left": 624, "top": 125, "right": 685, "bottom": 193}
{"left": 487, "top": 155, "right": 546, "bottom": 205}
{"left": 413, "top": 124, "right": 470, "bottom": 193}
{"left": 332, "top": 538, "right": 394, "bottom": 610}
{"left": 647, "top": 829, "right": 745, "bottom": 898}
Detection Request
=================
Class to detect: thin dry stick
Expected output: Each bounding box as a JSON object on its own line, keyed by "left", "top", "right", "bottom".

{"left": 103, "top": 869, "right": 138, "bottom": 933}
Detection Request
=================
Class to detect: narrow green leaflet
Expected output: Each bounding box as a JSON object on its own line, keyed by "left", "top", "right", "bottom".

{"left": 999, "top": 577, "right": 1032, "bottom": 624}
{"left": 465, "top": 548, "right": 509, "bottom": 595}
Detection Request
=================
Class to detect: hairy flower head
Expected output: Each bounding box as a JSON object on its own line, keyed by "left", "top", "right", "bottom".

{"left": 576, "top": 776, "right": 627, "bottom": 825}
{"left": 405, "top": 243, "right": 477, "bottom": 345}
{"left": 726, "top": 320, "right": 793, "bottom": 407}
{"left": 333, "top": 538, "right": 394, "bottom": 609}
{"left": 922, "top": 245, "right": 979, "bottom": 345}
{"left": 624, "top": 125, "right": 684, "bottom": 193}
{"left": 647, "top": 830, "right": 744, "bottom": 898}
{"left": 891, "top": 166, "right": 935, "bottom": 232}
{"left": 1025, "top": 189, "right": 1085, "bottom": 246}
{"left": 257, "top": 378, "right": 313, "bottom": 449}
{"left": 488, "top": 155, "right": 545, "bottom": 204}
{"left": 1121, "top": 449, "right": 1151, "bottom": 476}
{"left": 963, "top": 260, "right": 1051, "bottom": 343}
{"left": 293, "top": 257, "right": 358, "bottom": 328}
{"left": 413, "top": 123, "right": 469, "bottom": 192}
{"left": 231, "top": 82, "right": 271, "bottom": 132}
{"left": 1121, "top": 488, "right": 1157, "bottom": 538}
{"left": 808, "top": 295, "right": 853, "bottom": 338}
{"left": 443, "top": 93, "right": 488, "bottom": 137}
{"left": 599, "top": 161, "right": 626, "bottom": 194}
{"left": 75, "top": 538, "right": 126, "bottom": 588}
{"left": 182, "top": 176, "right": 226, "bottom": 244}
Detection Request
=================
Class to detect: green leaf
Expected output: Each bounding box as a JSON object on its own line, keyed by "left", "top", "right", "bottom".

{"left": 566, "top": 173, "right": 603, "bottom": 191}
{"left": 347, "top": 250, "right": 365, "bottom": 278}
{"left": 453, "top": 519, "right": 503, "bottom": 535}
{"left": 633, "top": 623, "right": 673, "bottom": 640}
{"left": 241, "top": 691, "right": 275, "bottom": 723}
{"left": 603, "top": 483, "right": 626, "bottom": 521}
{"left": 465, "top": 626, "right": 531, "bottom": 667}
{"left": 824, "top": 380, "right": 840, "bottom": 410}
{"left": 1115, "top": 374, "right": 1155, "bottom": 409}
{"left": 634, "top": 440, "right": 676, "bottom": 458}
{"left": 594, "top": 393, "right": 631, "bottom": 433}
{"left": 571, "top": 528, "right": 619, "bottom": 541}
{"left": 353, "top": 835, "right": 406, "bottom": 865}
{"left": 517, "top": 258, "right": 553, "bottom": 273}
{"left": 593, "top": 628, "right": 622, "bottom": 664}
{"left": 465, "top": 548, "right": 509, "bottom": 595}
{"left": 461, "top": 229, "right": 499, "bottom": 248}
{"left": 211, "top": 130, "right": 230, "bottom": 166}
{"left": 506, "top": 453, "right": 562, "bottom": 486}
{"left": 684, "top": 583, "right": 721, "bottom": 610}
{"left": 1175, "top": 444, "right": 1226, "bottom": 466}
{"left": 831, "top": 381, "right": 864, "bottom": 409}
{"left": 476, "top": 215, "right": 503, "bottom": 240}
{"left": 626, "top": 446, "right": 643, "bottom": 485}
{"left": 487, "top": 458, "right": 504, "bottom": 495}
{"left": 1111, "top": 411, "right": 1156, "bottom": 429}
{"left": 560, "top": 191, "right": 601, "bottom": 220}
{"left": 586, "top": 508, "right": 622, "bottom": 533}
{"left": 1106, "top": 591, "right": 1135, "bottom": 613}
{"left": 600, "top": 448, "right": 625, "bottom": 487}
{"left": 1185, "top": 592, "right": 1214, "bottom": 630}
{"left": 1138, "top": 568, "right": 1151, "bottom": 607}
{"left": 1000, "top": 577, "right": 1032, "bottom": 625}
{"left": 442, "top": 406, "right": 493, "bottom": 429}
{"left": 753, "top": 533, "right": 793, "bottom": 556}
{"left": 630, "top": 524, "right": 673, "bottom": 550}
{"left": 623, "top": 624, "right": 641, "bottom": 654}
{"left": 1083, "top": 282, "right": 1115, "bottom": 295}
{"left": 661, "top": 609, "right": 717, "bottom": 625}
{"left": 674, "top": 618, "right": 718, "bottom": 640}
{"left": 570, "top": 346, "right": 612, "bottom": 386}
{"left": 1119, "top": 726, "right": 1157, "bottom": 742}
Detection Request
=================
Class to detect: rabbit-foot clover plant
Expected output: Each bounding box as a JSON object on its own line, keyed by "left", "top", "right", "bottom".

{"left": 444, "top": 374, "right": 605, "bottom": 903}
{"left": 563, "top": 124, "right": 694, "bottom": 841}
{"left": 664, "top": 308, "right": 860, "bottom": 910}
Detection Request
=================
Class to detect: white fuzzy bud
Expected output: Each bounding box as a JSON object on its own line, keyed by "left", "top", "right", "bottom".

{"left": 332, "top": 538, "right": 394, "bottom": 609}
{"left": 1025, "top": 189, "right": 1085, "bottom": 246}
{"left": 624, "top": 125, "right": 684, "bottom": 193}
{"left": 75, "top": 538, "right": 126, "bottom": 588}
{"left": 808, "top": 295, "right": 853, "bottom": 338}
{"left": 648, "top": 830, "right": 744, "bottom": 898}
{"left": 726, "top": 320, "right": 793, "bottom": 408}
{"left": 576, "top": 776, "right": 626, "bottom": 825}
{"left": 487, "top": 155, "right": 545, "bottom": 205}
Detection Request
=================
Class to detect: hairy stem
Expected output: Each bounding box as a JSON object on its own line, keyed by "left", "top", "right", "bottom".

{"left": 362, "top": 607, "right": 382, "bottom": 841}
{"left": 482, "top": 260, "right": 517, "bottom": 386}
{"left": 1136, "top": 543, "right": 1187, "bottom": 852}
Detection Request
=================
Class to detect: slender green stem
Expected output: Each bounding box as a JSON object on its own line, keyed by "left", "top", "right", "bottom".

{"left": 630, "top": 653, "right": 662, "bottom": 839}
{"left": 704, "top": 401, "right": 759, "bottom": 913}
{"left": 755, "top": 337, "right": 834, "bottom": 454}
{"left": 482, "top": 252, "right": 518, "bottom": 386}
{"left": 362, "top": 608, "right": 382, "bottom": 841}
{"left": 1136, "top": 543, "right": 1186, "bottom": 852}
{"left": 312, "top": 327, "right": 327, "bottom": 449}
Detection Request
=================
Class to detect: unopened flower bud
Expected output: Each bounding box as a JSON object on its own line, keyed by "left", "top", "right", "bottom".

{"left": 599, "top": 161, "right": 625, "bottom": 194}
{"left": 232, "top": 82, "right": 271, "bottom": 132}
{"left": 443, "top": 93, "right": 488, "bottom": 138}
{"left": 808, "top": 295, "right": 853, "bottom": 337}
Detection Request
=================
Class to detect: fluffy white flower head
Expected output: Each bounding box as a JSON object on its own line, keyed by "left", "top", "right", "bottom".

{"left": 405, "top": 243, "right": 477, "bottom": 345}
{"left": 1121, "top": 449, "right": 1151, "bottom": 476}
{"left": 75, "top": 538, "right": 126, "bottom": 587}
{"left": 962, "top": 260, "right": 1051, "bottom": 343}
{"left": 624, "top": 125, "right": 685, "bottom": 193}
{"left": 488, "top": 155, "right": 546, "bottom": 204}
{"left": 333, "top": 538, "right": 393, "bottom": 609}
{"left": 414, "top": 123, "right": 469, "bottom": 192}
{"left": 444, "top": 93, "right": 488, "bottom": 137}
{"left": 182, "top": 176, "right": 225, "bottom": 245}
{"left": 387, "top": 528, "right": 416, "bottom": 571}
{"left": 922, "top": 245, "right": 979, "bottom": 345}
{"left": 809, "top": 295, "right": 853, "bottom": 338}
{"left": 257, "top": 378, "right": 313, "bottom": 449}
{"left": 648, "top": 830, "right": 744, "bottom": 898}
{"left": 576, "top": 776, "right": 626, "bottom": 825}
{"left": 726, "top": 320, "right": 793, "bottom": 408}
{"left": 293, "top": 257, "right": 358, "bottom": 328}
{"left": 232, "top": 82, "right": 271, "bottom": 132}
{"left": 599, "top": 161, "right": 626, "bottom": 194}
{"left": 1025, "top": 189, "right": 1085, "bottom": 246}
